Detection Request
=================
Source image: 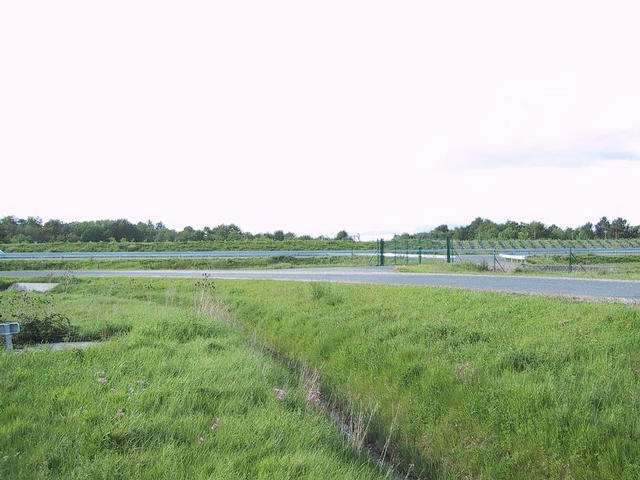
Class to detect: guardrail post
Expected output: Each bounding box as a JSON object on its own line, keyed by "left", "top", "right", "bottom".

{"left": 1, "top": 323, "right": 20, "bottom": 352}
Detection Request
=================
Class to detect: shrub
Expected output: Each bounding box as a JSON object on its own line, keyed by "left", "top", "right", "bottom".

{"left": 0, "top": 291, "right": 77, "bottom": 344}
{"left": 14, "top": 311, "right": 77, "bottom": 344}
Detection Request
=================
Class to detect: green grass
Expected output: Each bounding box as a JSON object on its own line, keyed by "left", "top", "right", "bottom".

{"left": 212, "top": 281, "right": 640, "bottom": 479}
{"left": 397, "top": 258, "right": 640, "bottom": 280}
{"left": 395, "top": 259, "right": 491, "bottom": 274}
{"left": 527, "top": 254, "right": 640, "bottom": 265}
{"left": 4, "top": 238, "right": 640, "bottom": 253}
{"left": 0, "top": 255, "right": 374, "bottom": 271}
{"left": 5, "top": 277, "right": 640, "bottom": 479}
{"left": 0, "top": 239, "right": 377, "bottom": 253}
{"left": 0, "top": 284, "right": 388, "bottom": 479}
{"left": 453, "top": 238, "right": 640, "bottom": 250}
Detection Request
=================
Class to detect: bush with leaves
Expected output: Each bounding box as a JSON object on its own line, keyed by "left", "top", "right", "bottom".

{"left": 0, "top": 292, "right": 77, "bottom": 344}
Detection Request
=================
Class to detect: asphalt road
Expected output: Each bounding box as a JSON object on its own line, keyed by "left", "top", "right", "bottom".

{"left": 2, "top": 267, "right": 639, "bottom": 301}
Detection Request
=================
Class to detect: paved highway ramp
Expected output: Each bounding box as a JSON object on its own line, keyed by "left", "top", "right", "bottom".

{"left": 1, "top": 267, "right": 639, "bottom": 301}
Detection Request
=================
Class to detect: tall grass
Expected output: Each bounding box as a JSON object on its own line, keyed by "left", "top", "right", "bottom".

{"left": 212, "top": 281, "right": 640, "bottom": 479}
{"left": 0, "top": 288, "right": 388, "bottom": 479}
{"left": 8, "top": 277, "right": 640, "bottom": 478}
{"left": 74, "top": 277, "right": 639, "bottom": 479}
{"left": 0, "top": 255, "right": 374, "bottom": 271}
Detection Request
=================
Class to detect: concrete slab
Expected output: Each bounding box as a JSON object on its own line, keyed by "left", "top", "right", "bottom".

{"left": 16, "top": 341, "right": 99, "bottom": 353}
{"left": 7, "top": 282, "right": 59, "bottom": 292}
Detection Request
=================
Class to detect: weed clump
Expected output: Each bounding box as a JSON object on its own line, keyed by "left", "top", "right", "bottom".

{"left": 0, "top": 292, "right": 77, "bottom": 344}
{"left": 309, "top": 283, "right": 343, "bottom": 305}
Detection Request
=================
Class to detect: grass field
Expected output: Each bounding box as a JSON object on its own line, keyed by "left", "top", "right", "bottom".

{"left": 0, "top": 284, "right": 389, "bottom": 479}
{"left": 0, "top": 255, "right": 374, "bottom": 272}
{"left": 3, "top": 238, "right": 640, "bottom": 254}
{"left": 3, "top": 277, "right": 640, "bottom": 479}
{"left": 396, "top": 257, "right": 640, "bottom": 280}
{"left": 0, "top": 239, "right": 377, "bottom": 253}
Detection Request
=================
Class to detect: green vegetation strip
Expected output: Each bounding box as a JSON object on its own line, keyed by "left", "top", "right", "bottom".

{"left": 4, "top": 278, "right": 640, "bottom": 479}
{"left": 527, "top": 254, "right": 640, "bottom": 265}
{"left": 214, "top": 281, "right": 640, "bottom": 479}
{"left": 0, "top": 285, "right": 387, "bottom": 479}
{"left": 396, "top": 258, "right": 640, "bottom": 280}
{"left": 0, "top": 255, "right": 373, "bottom": 271}
{"left": 0, "top": 239, "right": 376, "bottom": 253}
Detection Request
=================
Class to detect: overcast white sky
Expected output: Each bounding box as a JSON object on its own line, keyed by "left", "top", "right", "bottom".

{"left": 2, "top": 1, "right": 639, "bottom": 239}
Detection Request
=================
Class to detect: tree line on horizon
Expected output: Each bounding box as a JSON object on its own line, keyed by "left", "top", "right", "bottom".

{"left": 0, "top": 215, "right": 638, "bottom": 244}
{"left": 397, "top": 216, "right": 639, "bottom": 241}
{"left": 0, "top": 216, "right": 352, "bottom": 244}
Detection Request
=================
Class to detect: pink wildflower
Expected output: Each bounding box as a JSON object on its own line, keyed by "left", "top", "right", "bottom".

{"left": 97, "top": 377, "right": 108, "bottom": 384}
{"left": 274, "top": 388, "right": 286, "bottom": 402}
{"left": 307, "top": 387, "right": 320, "bottom": 405}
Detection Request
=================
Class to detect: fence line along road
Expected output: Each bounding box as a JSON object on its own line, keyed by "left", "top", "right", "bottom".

{"left": 0, "top": 250, "right": 378, "bottom": 260}
{"left": 1, "top": 267, "right": 639, "bottom": 301}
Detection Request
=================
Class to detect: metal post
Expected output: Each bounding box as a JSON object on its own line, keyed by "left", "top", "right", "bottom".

{"left": 418, "top": 246, "right": 422, "bottom": 264}
{"left": 406, "top": 238, "right": 409, "bottom": 265}
{"left": 446, "top": 237, "right": 451, "bottom": 263}
{"left": 493, "top": 250, "right": 496, "bottom": 271}
{"left": 1, "top": 322, "right": 19, "bottom": 352}
{"left": 569, "top": 247, "right": 572, "bottom": 273}
{"left": 379, "top": 239, "right": 385, "bottom": 266}
{"left": 394, "top": 239, "right": 397, "bottom": 265}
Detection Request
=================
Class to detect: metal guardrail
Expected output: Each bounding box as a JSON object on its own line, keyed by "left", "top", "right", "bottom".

{"left": 1, "top": 247, "right": 639, "bottom": 261}
{"left": 0, "top": 250, "right": 379, "bottom": 260}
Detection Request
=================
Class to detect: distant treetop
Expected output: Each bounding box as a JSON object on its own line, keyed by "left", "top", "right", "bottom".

{"left": 0, "top": 215, "right": 638, "bottom": 244}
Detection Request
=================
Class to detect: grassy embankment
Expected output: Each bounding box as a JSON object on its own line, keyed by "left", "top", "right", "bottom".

{"left": 2, "top": 238, "right": 640, "bottom": 253}
{"left": 5, "top": 277, "right": 635, "bottom": 478}
{"left": 0, "top": 254, "right": 375, "bottom": 272}
{"left": 0, "top": 239, "right": 377, "bottom": 253}
{"left": 207, "top": 281, "right": 640, "bottom": 479}
{"left": 396, "top": 256, "right": 640, "bottom": 280}
{"left": 0, "top": 283, "right": 390, "bottom": 479}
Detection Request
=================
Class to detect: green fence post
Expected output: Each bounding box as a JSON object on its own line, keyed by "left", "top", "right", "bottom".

{"left": 379, "top": 239, "right": 385, "bottom": 266}
{"left": 394, "top": 239, "right": 397, "bottom": 265}
{"left": 406, "top": 238, "right": 409, "bottom": 265}
{"left": 418, "top": 246, "right": 422, "bottom": 264}
{"left": 446, "top": 237, "right": 451, "bottom": 263}
{"left": 569, "top": 247, "right": 572, "bottom": 273}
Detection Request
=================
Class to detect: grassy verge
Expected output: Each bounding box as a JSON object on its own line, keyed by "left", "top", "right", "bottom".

{"left": 217, "top": 281, "right": 640, "bottom": 479}
{"left": 0, "top": 239, "right": 376, "bottom": 253}
{"left": 40, "top": 277, "right": 640, "bottom": 479}
{"left": 6, "top": 277, "right": 640, "bottom": 478}
{"left": 395, "top": 259, "right": 492, "bottom": 274}
{"left": 0, "top": 255, "right": 374, "bottom": 271}
{"left": 527, "top": 254, "right": 640, "bottom": 265}
{"left": 0, "top": 283, "right": 388, "bottom": 479}
{"left": 396, "top": 259, "right": 640, "bottom": 280}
